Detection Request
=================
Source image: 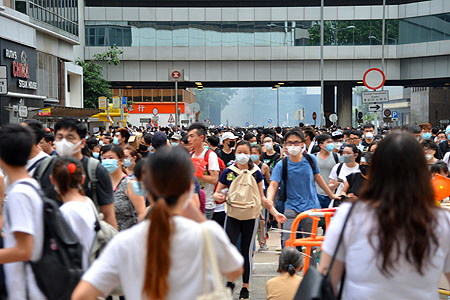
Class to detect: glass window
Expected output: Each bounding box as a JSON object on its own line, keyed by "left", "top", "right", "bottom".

{"left": 189, "top": 22, "right": 206, "bottom": 47}
{"left": 222, "top": 22, "right": 238, "bottom": 47}
{"left": 97, "top": 27, "right": 105, "bottom": 46}
{"left": 123, "top": 27, "right": 132, "bottom": 46}
{"left": 140, "top": 22, "right": 156, "bottom": 46}
{"left": 238, "top": 22, "right": 254, "bottom": 46}
{"left": 255, "top": 22, "right": 271, "bottom": 46}
{"left": 205, "top": 22, "right": 221, "bottom": 47}
{"left": 156, "top": 22, "right": 173, "bottom": 47}
{"left": 173, "top": 22, "right": 189, "bottom": 46}
{"left": 271, "top": 22, "right": 289, "bottom": 46}
{"left": 295, "top": 21, "right": 312, "bottom": 46}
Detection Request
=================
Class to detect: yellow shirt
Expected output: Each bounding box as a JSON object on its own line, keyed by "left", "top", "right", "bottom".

{"left": 265, "top": 272, "right": 302, "bottom": 300}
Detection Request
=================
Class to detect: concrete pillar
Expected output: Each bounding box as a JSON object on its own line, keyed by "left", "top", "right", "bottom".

{"left": 324, "top": 84, "right": 335, "bottom": 127}
{"left": 337, "top": 83, "right": 353, "bottom": 128}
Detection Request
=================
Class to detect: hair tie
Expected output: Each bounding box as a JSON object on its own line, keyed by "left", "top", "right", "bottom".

{"left": 289, "top": 264, "right": 294, "bottom": 268}
{"left": 67, "top": 163, "right": 77, "bottom": 174}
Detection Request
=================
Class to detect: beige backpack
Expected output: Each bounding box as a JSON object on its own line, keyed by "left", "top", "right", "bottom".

{"left": 226, "top": 165, "right": 262, "bottom": 220}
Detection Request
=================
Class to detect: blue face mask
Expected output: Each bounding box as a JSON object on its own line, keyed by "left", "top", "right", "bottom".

{"left": 92, "top": 152, "right": 100, "bottom": 159}
{"left": 113, "top": 137, "right": 119, "bottom": 145}
{"left": 422, "top": 133, "right": 432, "bottom": 140}
{"left": 123, "top": 158, "right": 132, "bottom": 168}
{"left": 102, "top": 159, "right": 119, "bottom": 173}
{"left": 325, "top": 143, "right": 335, "bottom": 152}
{"left": 99, "top": 141, "right": 104, "bottom": 146}
{"left": 148, "top": 145, "right": 154, "bottom": 151}
{"left": 440, "top": 139, "right": 447, "bottom": 144}
{"left": 131, "top": 181, "right": 145, "bottom": 196}
{"left": 250, "top": 142, "right": 258, "bottom": 146}
{"left": 171, "top": 142, "right": 179, "bottom": 147}
{"left": 250, "top": 154, "right": 259, "bottom": 162}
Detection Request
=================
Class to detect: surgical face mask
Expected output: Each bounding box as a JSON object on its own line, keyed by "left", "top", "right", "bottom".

{"left": 92, "top": 152, "right": 100, "bottom": 159}
{"left": 425, "top": 153, "right": 434, "bottom": 161}
{"left": 235, "top": 153, "right": 250, "bottom": 165}
{"left": 342, "top": 154, "right": 354, "bottom": 164}
{"left": 334, "top": 142, "right": 343, "bottom": 150}
{"left": 123, "top": 158, "right": 132, "bottom": 168}
{"left": 171, "top": 142, "right": 179, "bottom": 147}
{"left": 148, "top": 145, "right": 154, "bottom": 151}
{"left": 55, "top": 139, "right": 82, "bottom": 157}
{"left": 365, "top": 132, "right": 374, "bottom": 140}
{"left": 131, "top": 181, "right": 145, "bottom": 196}
{"left": 287, "top": 146, "right": 301, "bottom": 156}
{"left": 422, "top": 133, "right": 432, "bottom": 140}
{"left": 102, "top": 159, "right": 119, "bottom": 173}
{"left": 264, "top": 142, "right": 273, "bottom": 151}
{"left": 440, "top": 139, "right": 447, "bottom": 144}
{"left": 325, "top": 144, "right": 335, "bottom": 152}
{"left": 99, "top": 141, "right": 104, "bottom": 146}
{"left": 250, "top": 142, "right": 258, "bottom": 146}
{"left": 250, "top": 154, "right": 260, "bottom": 162}
{"left": 113, "top": 137, "right": 120, "bottom": 145}
{"left": 228, "top": 141, "right": 235, "bottom": 148}
{"left": 360, "top": 164, "right": 369, "bottom": 176}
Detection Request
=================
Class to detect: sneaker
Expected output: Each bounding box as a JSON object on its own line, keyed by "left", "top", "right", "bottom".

{"left": 239, "top": 287, "right": 250, "bottom": 300}
{"left": 226, "top": 282, "right": 235, "bottom": 293}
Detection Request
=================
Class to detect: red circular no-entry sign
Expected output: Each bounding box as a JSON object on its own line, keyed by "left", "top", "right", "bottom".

{"left": 312, "top": 112, "right": 317, "bottom": 120}
{"left": 171, "top": 71, "right": 181, "bottom": 79}
{"left": 363, "top": 68, "right": 385, "bottom": 90}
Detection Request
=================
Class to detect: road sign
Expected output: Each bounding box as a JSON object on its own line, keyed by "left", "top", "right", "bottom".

{"left": 329, "top": 113, "right": 338, "bottom": 123}
{"left": 18, "top": 105, "right": 27, "bottom": 118}
{"left": 363, "top": 68, "right": 385, "bottom": 90}
{"left": 190, "top": 103, "right": 200, "bottom": 113}
{"left": 392, "top": 111, "right": 399, "bottom": 121}
{"left": 121, "top": 97, "right": 127, "bottom": 105}
{"left": 358, "top": 112, "right": 363, "bottom": 119}
{"left": 294, "top": 109, "right": 304, "bottom": 121}
{"left": 312, "top": 112, "right": 317, "bottom": 121}
{"left": 362, "top": 90, "right": 389, "bottom": 104}
{"left": 98, "top": 97, "right": 107, "bottom": 109}
{"left": 152, "top": 115, "right": 159, "bottom": 123}
{"left": 169, "top": 69, "right": 184, "bottom": 81}
{"left": 384, "top": 109, "right": 391, "bottom": 117}
{"left": 38, "top": 108, "right": 51, "bottom": 116}
{"left": 112, "top": 97, "right": 121, "bottom": 109}
{"left": 268, "top": 119, "right": 272, "bottom": 124}
{"left": 245, "top": 122, "right": 250, "bottom": 127}
{"left": 152, "top": 107, "right": 159, "bottom": 116}
{"left": 0, "top": 79, "right": 7, "bottom": 95}
{"left": 140, "top": 118, "right": 150, "bottom": 123}
{"left": 368, "top": 104, "right": 383, "bottom": 112}
{"left": 168, "top": 114, "right": 175, "bottom": 123}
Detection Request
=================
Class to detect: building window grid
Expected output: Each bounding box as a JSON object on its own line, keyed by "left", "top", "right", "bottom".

{"left": 29, "top": 0, "right": 78, "bottom": 36}
{"left": 85, "top": 12, "right": 450, "bottom": 47}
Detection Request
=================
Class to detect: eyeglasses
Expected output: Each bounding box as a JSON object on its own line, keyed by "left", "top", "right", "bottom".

{"left": 285, "top": 141, "right": 304, "bottom": 146}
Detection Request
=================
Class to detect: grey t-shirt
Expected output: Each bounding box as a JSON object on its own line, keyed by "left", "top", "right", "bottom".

{"left": 315, "top": 152, "right": 339, "bottom": 196}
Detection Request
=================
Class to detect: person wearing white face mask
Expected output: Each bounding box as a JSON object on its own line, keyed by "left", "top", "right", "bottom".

{"left": 266, "top": 130, "right": 340, "bottom": 248}
{"left": 73, "top": 147, "right": 244, "bottom": 300}
{"left": 33, "top": 118, "right": 118, "bottom": 230}
{"left": 361, "top": 124, "right": 375, "bottom": 152}
{"left": 261, "top": 135, "right": 281, "bottom": 173}
{"left": 214, "top": 140, "right": 286, "bottom": 300}
{"left": 329, "top": 143, "right": 360, "bottom": 198}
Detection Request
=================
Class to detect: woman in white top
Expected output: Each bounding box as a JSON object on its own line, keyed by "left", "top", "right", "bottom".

{"left": 319, "top": 133, "right": 450, "bottom": 300}
{"left": 72, "top": 147, "right": 244, "bottom": 300}
{"left": 50, "top": 156, "right": 96, "bottom": 271}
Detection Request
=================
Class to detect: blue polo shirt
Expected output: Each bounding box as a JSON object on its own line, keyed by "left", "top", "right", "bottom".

{"left": 271, "top": 154, "right": 321, "bottom": 213}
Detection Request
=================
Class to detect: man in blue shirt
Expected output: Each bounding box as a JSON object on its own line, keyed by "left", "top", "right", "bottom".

{"left": 267, "top": 129, "right": 339, "bottom": 247}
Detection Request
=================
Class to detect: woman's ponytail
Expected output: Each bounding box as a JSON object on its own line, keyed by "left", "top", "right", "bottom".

{"left": 143, "top": 198, "right": 172, "bottom": 300}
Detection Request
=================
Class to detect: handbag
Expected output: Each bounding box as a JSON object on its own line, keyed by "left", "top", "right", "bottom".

{"left": 196, "top": 224, "right": 232, "bottom": 300}
{"left": 294, "top": 203, "right": 356, "bottom": 300}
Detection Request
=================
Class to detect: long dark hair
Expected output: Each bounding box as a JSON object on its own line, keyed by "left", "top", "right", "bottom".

{"left": 142, "top": 147, "right": 194, "bottom": 299}
{"left": 359, "top": 133, "right": 438, "bottom": 276}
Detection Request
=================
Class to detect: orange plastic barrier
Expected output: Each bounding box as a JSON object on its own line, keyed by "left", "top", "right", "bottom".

{"left": 285, "top": 208, "right": 337, "bottom": 275}
{"left": 432, "top": 174, "right": 450, "bottom": 206}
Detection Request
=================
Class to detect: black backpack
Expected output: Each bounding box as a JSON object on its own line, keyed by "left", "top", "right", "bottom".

{"left": 21, "top": 182, "right": 83, "bottom": 300}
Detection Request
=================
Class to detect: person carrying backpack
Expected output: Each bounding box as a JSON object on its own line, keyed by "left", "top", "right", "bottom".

{"left": 214, "top": 140, "right": 286, "bottom": 300}
{"left": 0, "top": 124, "right": 47, "bottom": 300}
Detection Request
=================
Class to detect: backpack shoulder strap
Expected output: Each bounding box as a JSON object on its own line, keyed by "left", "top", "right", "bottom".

{"left": 228, "top": 165, "right": 241, "bottom": 175}
{"left": 282, "top": 157, "right": 288, "bottom": 202}
{"left": 332, "top": 152, "right": 339, "bottom": 164}
{"left": 336, "top": 163, "right": 344, "bottom": 178}
{"left": 249, "top": 166, "right": 259, "bottom": 175}
{"left": 33, "top": 156, "right": 54, "bottom": 183}
{"left": 303, "top": 153, "right": 316, "bottom": 173}
{"left": 87, "top": 157, "right": 99, "bottom": 208}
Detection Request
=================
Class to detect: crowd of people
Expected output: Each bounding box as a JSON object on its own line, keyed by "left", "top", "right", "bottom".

{"left": 0, "top": 118, "right": 449, "bottom": 300}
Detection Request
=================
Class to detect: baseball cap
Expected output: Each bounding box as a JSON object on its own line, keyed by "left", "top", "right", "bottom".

{"left": 222, "top": 132, "right": 237, "bottom": 140}
{"left": 152, "top": 131, "right": 167, "bottom": 149}
{"left": 171, "top": 133, "right": 182, "bottom": 140}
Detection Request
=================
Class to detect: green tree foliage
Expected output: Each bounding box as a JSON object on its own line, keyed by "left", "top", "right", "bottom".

{"left": 195, "top": 88, "right": 237, "bottom": 122}
{"left": 75, "top": 45, "right": 123, "bottom": 108}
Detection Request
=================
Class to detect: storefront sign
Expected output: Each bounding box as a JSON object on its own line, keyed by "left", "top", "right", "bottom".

{"left": 127, "top": 102, "right": 185, "bottom": 114}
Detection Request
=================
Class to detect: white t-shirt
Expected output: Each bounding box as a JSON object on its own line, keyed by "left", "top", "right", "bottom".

{"left": 322, "top": 202, "right": 450, "bottom": 300}
{"left": 59, "top": 198, "right": 97, "bottom": 270}
{"left": 4, "top": 178, "right": 46, "bottom": 300}
{"left": 83, "top": 217, "right": 243, "bottom": 300}
{"left": 25, "top": 151, "right": 49, "bottom": 177}
{"left": 329, "top": 163, "right": 360, "bottom": 194}
{"left": 443, "top": 152, "right": 450, "bottom": 169}
{"left": 192, "top": 148, "right": 220, "bottom": 210}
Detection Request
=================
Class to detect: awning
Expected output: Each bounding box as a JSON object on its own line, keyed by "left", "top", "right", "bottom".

{"left": 34, "top": 106, "right": 102, "bottom": 119}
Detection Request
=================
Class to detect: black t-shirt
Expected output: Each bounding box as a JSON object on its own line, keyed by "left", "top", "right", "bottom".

{"left": 346, "top": 172, "right": 366, "bottom": 197}
{"left": 261, "top": 152, "right": 281, "bottom": 171}
{"left": 219, "top": 149, "right": 235, "bottom": 167}
{"left": 34, "top": 156, "right": 114, "bottom": 206}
